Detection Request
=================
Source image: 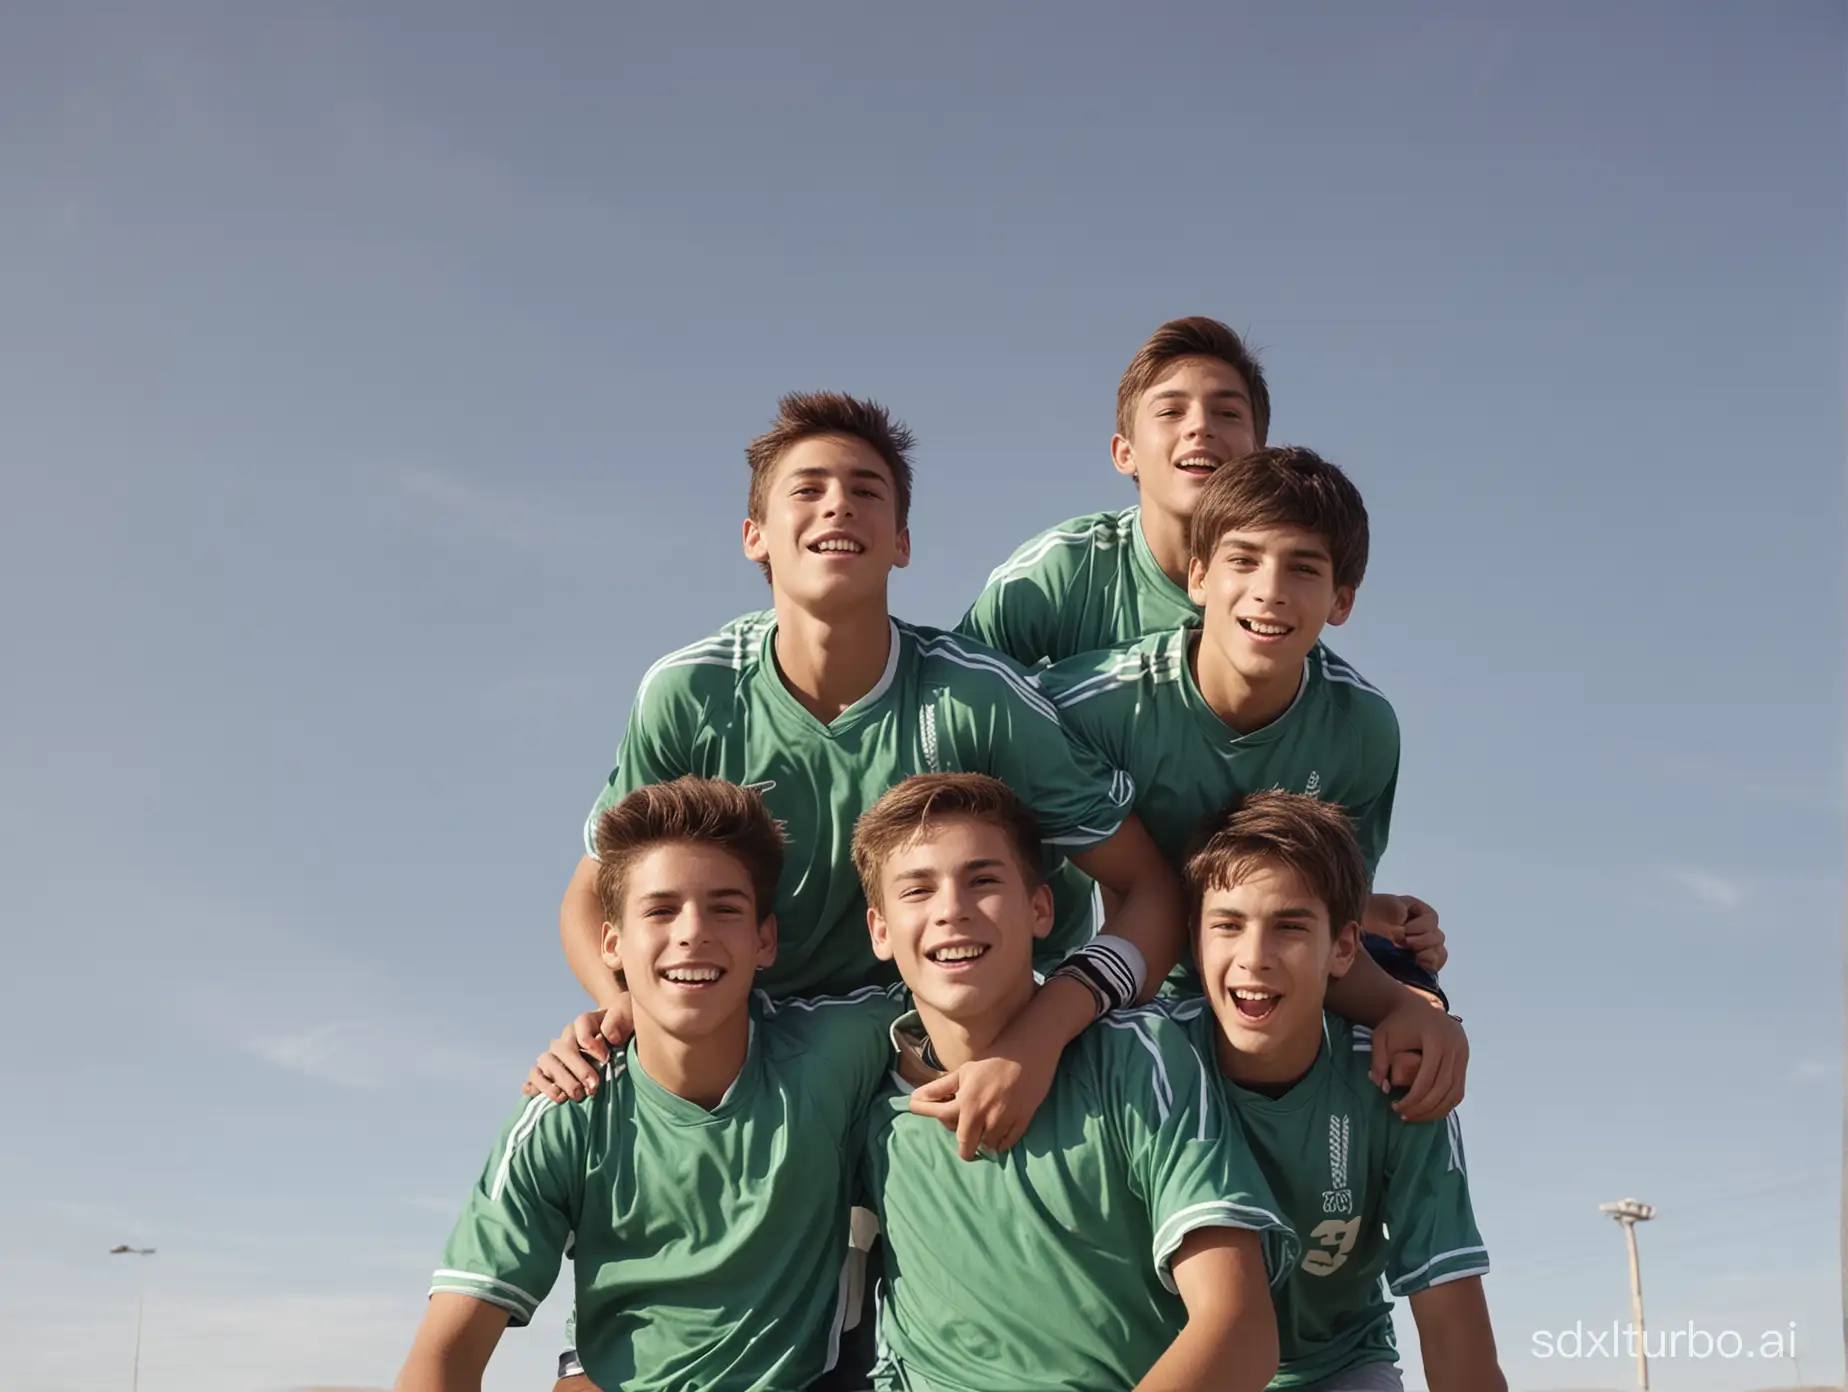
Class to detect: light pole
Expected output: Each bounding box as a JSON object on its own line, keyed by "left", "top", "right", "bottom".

{"left": 1598, "top": 1200, "right": 1655, "bottom": 1390}
{"left": 108, "top": 1246, "right": 156, "bottom": 1392}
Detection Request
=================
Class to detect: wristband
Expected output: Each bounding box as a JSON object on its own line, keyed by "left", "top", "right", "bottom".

{"left": 1049, "top": 934, "right": 1147, "bottom": 1018}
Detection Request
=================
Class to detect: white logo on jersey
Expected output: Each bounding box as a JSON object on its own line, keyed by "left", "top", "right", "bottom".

{"left": 1303, "top": 1217, "right": 1361, "bottom": 1276}
{"left": 1304, "top": 770, "right": 1322, "bottom": 797}
{"left": 919, "top": 704, "right": 941, "bottom": 773}
{"left": 1320, "top": 1114, "right": 1353, "bottom": 1215}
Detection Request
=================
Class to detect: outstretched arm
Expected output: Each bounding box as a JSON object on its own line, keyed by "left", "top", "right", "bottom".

{"left": 395, "top": 1294, "right": 510, "bottom": 1392}
{"left": 1135, "top": 1227, "right": 1278, "bottom": 1391}
{"left": 1410, "top": 1278, "right": 1506, "bottom": 1392}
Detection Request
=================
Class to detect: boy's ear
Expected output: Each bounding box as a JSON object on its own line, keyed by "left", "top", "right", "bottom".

{"left": 742, "top": 516, "right": 770, "bottom": 565}
{"left": 753, "top": 912, "right": 779, "bottom": 970}
{"left": 600, "top": 920, "right": 622, "bottom": 972}
{"left": 1028, "top": 882, "right": 1056, "bottom": 941}
{"left": 1186, "top": 555, "right": 1210, "bottom": 606}
{"left": 893, "top": 526, "right": 912, "bottom": 570}
{"left": 1109, "top": 432, "right": 1138, "bottom": 482}
{"left": 1328, "top": 919, "right": 1361, "bottom": 980}
{"left": 867, "top": 904, "right": 895, "bottom": 962}
{"left": 1324, "top": 584, "right": 1357, "bottom": 628}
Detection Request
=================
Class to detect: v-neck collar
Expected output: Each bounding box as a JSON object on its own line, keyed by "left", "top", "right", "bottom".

{"left": 759, "top": 618, "right": 903, "bottom": 737}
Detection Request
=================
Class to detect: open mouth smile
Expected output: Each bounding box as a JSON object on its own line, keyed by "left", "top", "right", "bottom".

{"left": 1231, "top": 987, "right": 1281, "bottom": 1022}
{"left": 1237, "top": 617, "right": 1295, "bottom": 640}
{"left": 660, "top": 964, "right": 726, "bottom": 988}
{"left": 1173, "top": 452, "right": 1223, "bottom": 478}
{"left": 808, "top": 534, "right": 866, "bottom": 555}
{"left": 924, "top": 942, "right": 989, "bottom": 970}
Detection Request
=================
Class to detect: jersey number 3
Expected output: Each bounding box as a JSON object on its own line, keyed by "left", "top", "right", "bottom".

{"left": 1302, "top": 1217, "right": 1362, "bottom": 1276}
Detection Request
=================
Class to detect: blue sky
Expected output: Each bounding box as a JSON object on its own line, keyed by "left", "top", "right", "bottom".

{"left": 1, "top": 4, "right": 1842, "bottom": 1390}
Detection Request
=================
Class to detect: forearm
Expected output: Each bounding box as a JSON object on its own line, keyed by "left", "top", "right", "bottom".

{"left": 1414, "top": 1283, "right": 1506, "bottom": 1392}
{"left": 395, "top": 1350, "right": 480, "bottom": 1392}
{"left": 559, "top": 857, "right": 623, "bottom": 1009}
{"left": 1322, "top": 946, "right": 1417, "bottom": 1027}
{"left": 1134, "top": 1303, "right": 1277, "bottom": 1392}
{"left": 393, "top": 1296, "right": 505, "bottom": 1392}
{"left": 1098, "top": 873, "right": 1184, "bottom": 998}
{"left": 1001, "top": 974, "right": 1098, "bottom": 1059}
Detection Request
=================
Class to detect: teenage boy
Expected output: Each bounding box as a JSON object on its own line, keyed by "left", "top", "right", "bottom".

{"left": 1170, "top": 791, "right": 1504, "bottom": 1392}
{"left": 852, "top": 773, "right": 1296, "bottom": 1391}
{"left": 396, "top": 779, "right": 903, "bottom": 1392}
{"left": 958, "top": 315, "right": 1268, "bottom": 667}
{"left": 559, "top": 390, "right": 1186, "bottom": 1154}
{"left": 958, "top": 318, "right": 1444, "bottom": 991}
{"left": 1040, "top": 446, "right": 1448, "bottom": 1013}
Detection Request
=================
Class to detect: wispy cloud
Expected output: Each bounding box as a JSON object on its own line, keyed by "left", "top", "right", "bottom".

{"left": 1670, "top": 868, "right": 1747, "bottom": 911}
{"left": 241, "top": 1014, "right": 511, "bottom": 1092}
{"left": 1792, "top": 1057, "right": 1838, "bottom": 1082}
{"left": 393, "top": 464, "right": 591, "bottom": 554}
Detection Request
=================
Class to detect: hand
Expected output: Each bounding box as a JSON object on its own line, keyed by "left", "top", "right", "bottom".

{"left": 521, "top": 1002, "right": 633, "bottom": 1103}
{"left": 1396, "top": 895, "right": 1447, "bottom": 974}
{"left": 907, "top": 1046, "right": 1058, "bottom": 1161}
{"left": 1367, "top": 999, "right": 1467, "bottom": 1123}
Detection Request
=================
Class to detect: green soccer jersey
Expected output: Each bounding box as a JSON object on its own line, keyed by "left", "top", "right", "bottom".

{"left": 957, "top": 506, "right": 1199, "bottom": 667}
{"left": 864, "top": 1005, "right": 1300, "bottom": 1391}
{"left": 586, "top": 613, "right": 1134, "bottom": 996}
{"left": 1170, "top": 1002, "right": 1490, "bottom": 1388}
{"left": 1043, "top": 625, "right": 1399, "bottom": 871}
{"left": 430, "top": 987, "right": 904, "bottom": 1392}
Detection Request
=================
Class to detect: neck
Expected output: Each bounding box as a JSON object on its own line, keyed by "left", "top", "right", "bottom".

{"left": 770, "top": 596, "right": 893, "bottom": 723}
{"left": 1189, "top": 630, "right": 1302, "bottom": 734}
{"left": 912, "top": 977, "right": 1037, "bottom": 1074}
{"left": 1215, "top": 1018, "right": 1322, "bottom": 1095}
{"left": 1136, "top": 501, "right": 1193, "bottom": 587}
{"left": 630, "top": 1011, "right": 751, "bottom": 1111}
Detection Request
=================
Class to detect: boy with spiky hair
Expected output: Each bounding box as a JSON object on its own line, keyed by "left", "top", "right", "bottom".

{"left": 852, "top": 773, "right": 1296, "bottom": 1392}
{"left": 1040, "top": 446, "right": 1452, "bottom": 1027}
{"left": 1169, "top": 791, "right": 1504, "bottom": 1392}
{"left": 555, "top": 390, "right": 1189, "bottom": 1154}
{"left": 396, "top": 779, "right": 904, "bottom": 1392}
{"left": 960, "top": 315, "right": 1270, "bottom": 666}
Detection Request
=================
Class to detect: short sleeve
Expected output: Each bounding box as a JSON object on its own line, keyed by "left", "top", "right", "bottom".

{"left": 429, "top": 1094, "right": 587, "bottom": 1326}
{"left": 1100, "top": 1012, "right": 1300, "bottom": 1291}
{"left": 1381, "top": 1108, "right": 1490, "bottom": 1296}
{"left": 943, "top": 644, "right": 1133, "bottom": 853}
{"left": 1347, "top": 742, "right": 1399, "bottom": 880}
{"left": 953, "top": 569, "right": 1057, "bottom": 669}
{"left": 581, "top": 672, "right": 698, "bottom": 859}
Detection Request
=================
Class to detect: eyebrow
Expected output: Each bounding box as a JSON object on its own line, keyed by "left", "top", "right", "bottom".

{"left": 891, "top": 857, "right": 1009, "bottom": 883}
{"left": 786, "top": 465, "right": 890, "bottom": 486}
{"left": 1219, "top": 538, "right": 1332, "bottom": 561}
{"left": 636, "top": 886, "right": 751, "bottom": 903}
{"left": 1149, "top": 387, "right": 1250, "bottom": 405}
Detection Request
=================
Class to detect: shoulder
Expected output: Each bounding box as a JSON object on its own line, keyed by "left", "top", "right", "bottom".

{"left": 486, "top": 1066, "right": 620, "bottom": 1190}
{"left": 1311, "top": 645, "right": 1399, "bottom": 734}
{"left": 982, "top": 508, "right": 1139, "bottom": 587}
{"left": 633, "top": 612, "right": 774, "bottom": 709}
{"left": 1087, "top": 1004, "right": 1213, "bottom": 1102}
{"left": 761, "top": 984, "right": 907, "bottom": 1048}
{"left": 899, "top": 621, "right": 1063, "bottom": 723}
{"left": 1041, "top": 629, "right": 1181, "bottom": 712}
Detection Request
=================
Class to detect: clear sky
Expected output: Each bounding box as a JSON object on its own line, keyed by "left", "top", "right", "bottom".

{"left": 1, "top": 5, "right": 1842, "bottom": 1390}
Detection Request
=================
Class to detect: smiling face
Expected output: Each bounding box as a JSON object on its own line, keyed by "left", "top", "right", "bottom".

{"left": 1194, "top": 861, "right": 1358, "bottom": 1086}
{"left": 741, "top": 434, "right": 910, "bottom": 614}
{"left": 603, "top": 842, "right": 777, "bottom": 1043}
{"left": 867, "top": 814, "right": 1051, "bottom": 1028}
{"left": 1188, "top": 524, "right": 1354, "bottom": 689}
{"left": 1111, "top": 356, "right": 1260, "bottom": 525}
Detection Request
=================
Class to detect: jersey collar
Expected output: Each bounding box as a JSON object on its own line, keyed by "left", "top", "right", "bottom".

{"left": 626, "top": 1020, "right": 761, "bottom": 1126}
{"left": 1177, "top": 627, "right": 1312, "bottom": 749}
{"left": 758, "top": 618, "right": 903, "bottom": 735}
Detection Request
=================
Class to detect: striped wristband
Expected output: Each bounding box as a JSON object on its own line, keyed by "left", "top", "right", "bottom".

{"left": 1048, "top": 935, "right": 1147, "bottom": 1018}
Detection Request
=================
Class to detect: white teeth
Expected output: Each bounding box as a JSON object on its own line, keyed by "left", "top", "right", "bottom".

{"left": 1242, "top": 619, "right": 1290, "bottom": 636}
{"left": 1232, "top": 988, "right": 1277, "bottom": 1001}
{"left": 663, "top": 966, "right": 722, "bottom": 983}
{"left": 930, "top": 944, "right": 986, "bottom": 962}
{"left": 812, "top": 539, "right": 863, "bottom": 553}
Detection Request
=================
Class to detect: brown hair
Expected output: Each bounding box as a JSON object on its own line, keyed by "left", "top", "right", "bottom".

{"left": 594, "top": 777, "right": 785, "bottom": 923}
{"left": 1187, "top": 445, "right": 1370, "bottom": 591}
{"left": 745, "top": 391, "right": 916, "bottom": 578}
{"left": 1115, "top": 316, "right": 1271, "bottom": 444}
{"left": 851, "top": 773, "right": 1043, "bottom": 908}
{"left": 1184, "top": 791, "right": 1369, "bottom": 934}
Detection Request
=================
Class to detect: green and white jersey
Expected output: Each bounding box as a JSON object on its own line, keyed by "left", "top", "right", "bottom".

{"left": 1170, "top": 1003, "right": 1489, "bottom": 1388}
{"left": 957, "top": 506, "right": 1198, "bottom": 667}
{"left": 431, "top": 987, "right": 904, "bottom": 1392}
{"left": 1043, "top": 625, "right": 1399, "bottom": 871}
{"left": 586, "top": 613, "right": 1134, "bottom": 996}
{"left": 1041, "top": 627, "right": 1397, "bottom": 995}
{"left": 864, "top": 1005, "right": 1299, "bottom": 1391}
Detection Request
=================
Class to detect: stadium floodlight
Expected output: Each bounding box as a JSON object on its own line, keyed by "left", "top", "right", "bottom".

{"left": 1598, "top": 1199, "right": 1655, "bottom": 1390}
{"left": 109, "top": 1244, "right": 157, "bottom": 1392}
